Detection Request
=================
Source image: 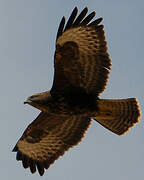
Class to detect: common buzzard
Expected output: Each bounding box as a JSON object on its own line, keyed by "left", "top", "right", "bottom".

{"left": 13, "top": 7, "right": 141, "bottom": 176}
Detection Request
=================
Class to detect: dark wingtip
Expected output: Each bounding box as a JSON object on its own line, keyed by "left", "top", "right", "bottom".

{"left": 56, "top": 7, "right": 102, "bottom": 41}
{"left": 72, "top": 7, "right": 88, "bottom": 27}
{"left": 73, "top": 6, "right": 78, "bottom": 12}
{"left": 30, "top": 160, "right": 37, "bottom": 174}
{"left": 88, "top": 17, "right": 103, "bottom": 26}
{"left": 64, "top": 7, "right": 78, "bottom": 31}
{"left": 82, "top": 7, "right": 88, "bottom": 16}
{"left": 22, "top": 155, "right": 30, "bottom": 169}
{"left": 83, "top": 7, "right": 88, "bottom": 11}
{"left": 56, "top": 16, "right": 65, "bottom": 41}
{"left": 80, "top": 11, "right": 96, "bottom": 26}
{"left": 16, "top": 151, "right": 23, "bottom": 160}
{"left": 12, "top": 144, "right": 18, "bottom": 152}
{"left": 37, "top": 162, "right": 45, "bottom": 176}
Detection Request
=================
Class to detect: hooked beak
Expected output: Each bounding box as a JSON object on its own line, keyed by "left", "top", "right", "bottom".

{"left": 24, "top": 98, "right": 32, "bottom": 104}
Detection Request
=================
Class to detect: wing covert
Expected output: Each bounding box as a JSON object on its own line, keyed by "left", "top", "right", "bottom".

{"left": 13, "top": 112, "right": 91, "bottom": 176}
{"left": 51, "top": 7, "right": 111, "bottom": 97}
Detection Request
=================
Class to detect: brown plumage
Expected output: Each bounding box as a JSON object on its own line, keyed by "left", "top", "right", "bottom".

{"left": 13, "top": 7, "right": 141, "bottom": 176}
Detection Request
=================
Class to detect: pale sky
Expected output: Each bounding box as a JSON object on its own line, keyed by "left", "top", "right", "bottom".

{"left": 1, "top": 0, "right": 144, "bottom": 179}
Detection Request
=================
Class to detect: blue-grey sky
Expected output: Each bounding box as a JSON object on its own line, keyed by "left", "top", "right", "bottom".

{"left": 1, "top": 0, "right": 144, "bottom": 179}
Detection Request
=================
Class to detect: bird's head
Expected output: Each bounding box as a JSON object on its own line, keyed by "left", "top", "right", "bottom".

{"left": 24, "top": 91, "right": 53, "bottom": 111}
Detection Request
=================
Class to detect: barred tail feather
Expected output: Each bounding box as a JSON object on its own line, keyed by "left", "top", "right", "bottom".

{"left": 94, "top": 98, "right": 141, "bottom": 135}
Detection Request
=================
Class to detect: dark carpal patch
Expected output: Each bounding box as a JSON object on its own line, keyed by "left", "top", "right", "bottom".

{"left": 26, "top": 129, "right": 45, "bottom": 143}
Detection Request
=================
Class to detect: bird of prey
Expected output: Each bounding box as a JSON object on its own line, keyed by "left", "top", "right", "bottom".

{"left": 13, "top": 7, "right": 141, "bottom": 176}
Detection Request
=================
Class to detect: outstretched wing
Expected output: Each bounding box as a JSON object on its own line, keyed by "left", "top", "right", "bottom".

{"left": 51, "top": 7, "right": 111, "bottom": 97}
{"left": 13, "top": 112, "right": 91, "bottom": 176}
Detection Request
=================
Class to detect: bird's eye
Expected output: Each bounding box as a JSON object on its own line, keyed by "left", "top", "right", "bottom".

{"left": 30, "top": 95, "right": 37, "bottom": 99}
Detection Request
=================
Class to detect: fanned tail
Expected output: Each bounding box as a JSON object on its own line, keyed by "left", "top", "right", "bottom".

{"left": 94, "top": 98, "right": 141, "bottom": 135}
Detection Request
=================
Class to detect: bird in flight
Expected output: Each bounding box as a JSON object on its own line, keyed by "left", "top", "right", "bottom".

{"left": 13, "top": 7, "right": 141, "bottom": 176}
